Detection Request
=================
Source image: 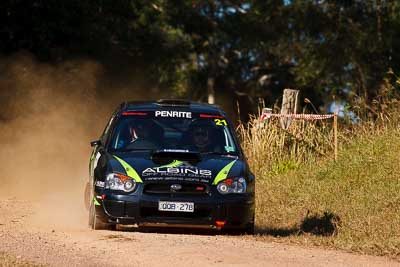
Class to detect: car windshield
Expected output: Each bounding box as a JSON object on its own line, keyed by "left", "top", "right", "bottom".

{"left": 108, "top": 112, "right": 238, "bottom": 154}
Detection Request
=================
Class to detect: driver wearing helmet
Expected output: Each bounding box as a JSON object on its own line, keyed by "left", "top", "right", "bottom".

{"left": 129, "top": 121, "right": 150, "bottom": 143}
{"left": 127, "top": 120, "right": 164, "bottom": 150}
{"left": 117, "top": 120, "right": 159, "bottom": 150}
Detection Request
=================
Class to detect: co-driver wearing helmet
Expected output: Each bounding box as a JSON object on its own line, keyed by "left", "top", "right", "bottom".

{"left": 185, "top": 122, "right": 223, "bottom": 153}
{"left": 191, "top": 126, "right": 211, "bottom": 152}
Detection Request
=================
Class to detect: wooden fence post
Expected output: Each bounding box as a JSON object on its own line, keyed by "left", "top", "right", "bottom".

{"left": 280, "top": 89, "right": 300, "bottom": 129}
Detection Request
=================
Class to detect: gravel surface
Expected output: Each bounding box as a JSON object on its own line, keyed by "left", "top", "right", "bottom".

{"left": 0, "top": 199, "right": 398, "bottom": 267}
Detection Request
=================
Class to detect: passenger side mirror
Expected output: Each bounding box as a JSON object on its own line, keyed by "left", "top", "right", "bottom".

{"left": 90, "top": 140, "right": 102, "bottom": 147}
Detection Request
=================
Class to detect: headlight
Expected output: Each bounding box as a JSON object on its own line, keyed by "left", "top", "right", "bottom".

{"left": 105, "top": 173, "right": 137, "bottom": 192}
{"left": 217, "top": 177, "right": 247, "bottom": 194}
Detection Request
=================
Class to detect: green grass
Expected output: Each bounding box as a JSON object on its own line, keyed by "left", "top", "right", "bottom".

{"left": 252, "top": 128, "right": 400, "bottom": 257}
{"left": 238, "top": 118, "right": 335, "bottom": 175}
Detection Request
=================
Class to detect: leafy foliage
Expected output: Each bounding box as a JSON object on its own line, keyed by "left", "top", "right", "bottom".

{"left": 0, "top": 1, "right": 399, "bottom": 110}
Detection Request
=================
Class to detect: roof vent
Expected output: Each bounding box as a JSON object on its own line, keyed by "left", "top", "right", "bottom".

{"left": 157, "top": 99, "right": 191, "bottom": 106}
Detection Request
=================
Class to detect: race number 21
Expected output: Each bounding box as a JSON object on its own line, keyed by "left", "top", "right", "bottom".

{"left": 215, "top": 119, "right": 227, "bottom": 126}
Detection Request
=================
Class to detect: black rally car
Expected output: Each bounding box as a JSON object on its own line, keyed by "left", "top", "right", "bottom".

{"left": 85, "top": 99, "right": 255, "bottom": 233}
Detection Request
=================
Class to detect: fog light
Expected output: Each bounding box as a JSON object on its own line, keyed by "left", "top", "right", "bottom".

{"left": 215, "top": 221, "right": 226, "bottom": 228}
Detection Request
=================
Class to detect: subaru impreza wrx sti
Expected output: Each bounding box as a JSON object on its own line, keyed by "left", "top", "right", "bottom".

{"left": 84, "top": 99, "right": 255, "bottom": 233}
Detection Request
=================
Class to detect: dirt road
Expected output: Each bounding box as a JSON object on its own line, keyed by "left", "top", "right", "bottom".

{"left": 0, "top": 57, "right": 398, "bottom": 266}
{"left": 0, "top": 198, "right": 398, "bottom": 267}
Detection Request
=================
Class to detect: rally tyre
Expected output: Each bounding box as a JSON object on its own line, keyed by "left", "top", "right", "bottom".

{"left": 227, "top": 223, "right": 254, "bottom": 235}
{"left": 84, "top": 182, "right": 90, "bottom": 211}
{"left": 243, "top": 214, "right": 256, "bottom": 235}
{"left": 88, "top": 201, "right": 95, "bottom": 227}
{"left": 89, "top": 202, "right": 110, "bottom": 230}
{"left": 244, "top": 222, "right": 255, "bottom": 235}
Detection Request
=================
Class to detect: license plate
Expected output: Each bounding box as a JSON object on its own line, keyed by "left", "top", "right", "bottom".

{"left": 158, "top": 201, "right": 194, "bottom": 213}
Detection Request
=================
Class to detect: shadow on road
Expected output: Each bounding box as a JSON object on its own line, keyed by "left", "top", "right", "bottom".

{"left": 255, "top": 211, "right": 341, "bottom": 237}
{"left": 99, "top": 211, "right": 341, "bottom": 238}
{"left": 113, "top": 225, "right": 221, "bottom": 236}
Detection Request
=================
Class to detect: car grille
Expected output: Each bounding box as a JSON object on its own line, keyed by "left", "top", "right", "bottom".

{"left": 143, "top": 183, "right": 209, "bottom": 195}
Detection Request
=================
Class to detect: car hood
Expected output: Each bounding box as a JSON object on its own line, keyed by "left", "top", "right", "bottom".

{"left": 107, "top": 151, "right": 246, "bottom": 185}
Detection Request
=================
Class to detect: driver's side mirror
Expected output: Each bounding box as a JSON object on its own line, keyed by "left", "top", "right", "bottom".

{"left": 90, "top": 140, "right": 102, "bottom": 147}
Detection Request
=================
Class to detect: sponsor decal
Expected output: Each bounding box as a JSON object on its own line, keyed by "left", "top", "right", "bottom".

{"left": 160, "top": 149, "right": 190, "bottom": 153}
{"left": 95, "top": 181, "right": 105, "bottom": 188}
{"left": 225, "top": 146, "right": 235, "bottom": 152}
{"left": 142, "top": 166, "right": 212, "bottom": 177}
{"left": 142, "top": 160, "right": 212, "bottom": 179}
{"left": 170, "top": 184, "right": 182, "bottom": 191}
{"left": 214, "top": 119, "right": 227, "bottom": 126}
{"left": 155, "top": 110, "right": 192, "bottom": 118}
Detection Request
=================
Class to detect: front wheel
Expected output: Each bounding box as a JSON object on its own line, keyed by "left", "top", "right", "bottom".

{"left": 224, "top": 223, "right": 254, "bottom": 235}
{"left": 88, "top": 201, "right": 113, "bottom": 230}
{"left": 84, "top": 182, "right": 90, "bottom": 211}
{"left": 243, "top": 222, "right": 255, "bottom": 235}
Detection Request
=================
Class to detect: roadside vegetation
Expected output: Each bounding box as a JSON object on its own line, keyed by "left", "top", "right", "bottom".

{"left": 0, "top": 252, "right": 44, "bottom": 267}
{"left": 240, "top": 81, "right": 400, "bottom": 257}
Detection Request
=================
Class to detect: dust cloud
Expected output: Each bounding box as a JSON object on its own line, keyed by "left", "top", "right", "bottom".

{"left": 0, "top": 52, "right": 154, "bottom": 230}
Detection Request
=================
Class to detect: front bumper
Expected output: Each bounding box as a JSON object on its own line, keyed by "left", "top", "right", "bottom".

{"left": 94, "top": 189, "right": 254, "bottom": 230}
